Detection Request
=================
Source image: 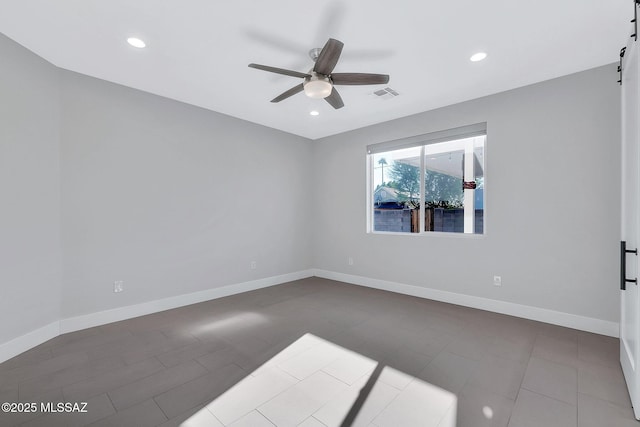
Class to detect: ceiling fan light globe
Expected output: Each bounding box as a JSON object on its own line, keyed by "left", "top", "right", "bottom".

{"left": 304, "top": 79, "right": 332, "bottom": 99}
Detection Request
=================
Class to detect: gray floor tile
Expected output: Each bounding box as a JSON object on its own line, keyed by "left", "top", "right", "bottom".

{"left": 50, "top": 331, "right": 133, "bottom": 358}
{"left": 538, "top": 324, "right": 581, "bottom": 342}
{"left": 156, "top": 406, "right": 206, "bottom": 427}
{"left": 0, "top": 278, "right": 631, "bottom": 427}
{"left": 383, "top": 345, "right": 434, "bottom": 377}
{"left": 41, "top": 327, "right": 103, "bottom": 350}
{"left": 492, "top": 322, "right": 539, "bottom": 348}
{"left": 153, "top": 363, "right": 247, "bottom": 419}
{"left": 578, "top": 332, "right": 620, "bottom": 368}
{"left": 400, "top": 327, "right": 452, "bottom": 358}
{"left": 0, "top": 405, "right": 43, "bottom": 427}
{"left": 457, "top": 383, "right": 515, "bottom": 427}
{"left": 0, "top": 346, "right": 52, "bottom": 373}
{"left": 521, "top": 356, "right": 577, "bottom": 405}
{"left": 577, "top": 392, "right": 638, "bottom": 427}
{"left": 119, "top": 333, "right": 199, "bottom": 365}
{"left": 0, "top": 388, "right": 18, "bottom": 404}
{"left": 108, "top": 360, "right": 207, "bottom": 410}
{"left": 80, "top": 330, "right": 187, "bottom": 364}
{"left": 508, "top": 389, "right": 577, "bottom": 427}
{"left": 0, "top": 351, "right": 89, "bottom": 388}
{"left": 20, "top": 393, "right": 115, "bottom": 427}
{"left": 577, "top": 359, "right": 631, "bottom": 408}
{"left": 532, "top": 333, "right": 579, "bottom": 367}
{"left": 155, "top": 339, "right": 229, "bottom": 368}
{"left": 160, "top": 406, "right": 224, "bottom": 427}
{"left": 0, "top": 388, "right": 64, "bottom": 426}
{"left": 467, "top": 355, "right": 527, "bottom": 400}
{"left": 196, "top": 346, "right": 254, "bottom": 372}
{"left": 62, "top": 356, "right": 165, "bottom": 401}
{"left": 487, "top": 336, "right": 533, "bottom": 363}
{"left": 444, "top": 334, "right": 490, "bottom": 361}
{"left": 418, "top": 351, "right": 479, "bottom": 394}
{"left": 19, "top": 355, "right": 125, "bottom": 400}
{"left": 88, "top": 398, "right": 167, "bottom": 427}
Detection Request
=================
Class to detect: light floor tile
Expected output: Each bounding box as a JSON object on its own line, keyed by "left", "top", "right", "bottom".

{"left": 228, "top": 410, "right": 275, "bottom": 427}
{"left": 437, "top": 404, "right": 457, "bottom": 427}
{"left": 377, "top": 365, "right": 415, "bottom": 391}
{"left": 372, "top": 379, "right": 457, "bottom": 427}
{"left": 251, "top": 334, "right": 329, "bottom": 377}
{"left": 298, "top": 416, "right": 327, "bottom": 427}
{"left": 313, "top": 374, "right": 399, "bottom": 427}
{"left": 170, "top": 407, "right": 223, "bottom": 427}
{"left": 207, "top": 367, "right": 297, "bottom": 425}
{"left": 277, "top": 340, "right": 350, "bottom": 380}
{"left": 259, "top": 371, "right": 348, "bottom": 427}
{"left": 321, "top": 351, "right": 376, "bottom": 385}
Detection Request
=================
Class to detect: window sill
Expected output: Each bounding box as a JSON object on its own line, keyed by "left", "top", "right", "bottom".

{"left": 368, "top": 230, "right": 486, "bottom": 239}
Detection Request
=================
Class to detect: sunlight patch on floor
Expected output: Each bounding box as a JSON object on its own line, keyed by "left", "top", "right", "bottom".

{"left": 183, "top": 333, "right": 457, "bottom": 427}
{"left": 191, "top": 312, "right": 269, "bottom": 335}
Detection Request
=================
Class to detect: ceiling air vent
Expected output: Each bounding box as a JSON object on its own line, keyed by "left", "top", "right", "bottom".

{"left": 372, "top": 87, "right": 399, "bottom": 100}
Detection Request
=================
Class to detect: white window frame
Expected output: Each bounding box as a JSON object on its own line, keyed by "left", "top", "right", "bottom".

{"left": 366, "top": 123, "right": 487, "bottom": 237}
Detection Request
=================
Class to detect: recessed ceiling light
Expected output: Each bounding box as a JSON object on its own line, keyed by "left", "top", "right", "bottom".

{"left": 470, "top": 52, "right": 487, "bottom": 62}
{"left": 310, "top": 111, "right": 320, "bottom": 116}
{"left": 127, "top": 37, "right": 146, "bottom": 48}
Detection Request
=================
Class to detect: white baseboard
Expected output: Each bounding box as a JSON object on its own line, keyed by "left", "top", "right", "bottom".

{"left": 0, "top": 270, "right": 314, "bottom": 363}
{"left": 60, "top": 270, "right": 314, "bottom": 334}
{"left": 0, "top": 322, "right": 60, "bottom": 364}
{"left": 0, "top": 268, "right": 619, "bottom": 364}
{"left": 312, "top": 269, "right": 620, "bottom": 338}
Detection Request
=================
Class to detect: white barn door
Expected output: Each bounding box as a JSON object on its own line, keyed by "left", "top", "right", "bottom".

{"left": 621, "top": 33, "right": 640, "bottom": 420}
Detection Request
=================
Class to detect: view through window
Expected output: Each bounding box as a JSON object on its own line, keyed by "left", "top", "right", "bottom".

{"left": 369, "top": 125, "right": 485, "bottom": 235}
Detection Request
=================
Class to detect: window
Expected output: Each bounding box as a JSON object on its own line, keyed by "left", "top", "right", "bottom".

{"left": 368, "top": 123, "right": 486, "bottom": 235}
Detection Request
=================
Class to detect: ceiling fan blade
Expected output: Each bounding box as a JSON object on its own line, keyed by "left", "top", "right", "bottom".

{"left": 248, "top": 63, "right": 311, "bottom": 79}
{"left": 271, "top": 84, "right": 304, "bottom": 103}
{"left": 314, "top": 38, "right": 344, "bottom": 75}
{"left": 324, "top": 87, "right": 344, "bottom": 109}
{"left": 331, "top": 73, "right": 390, "bottom": 85}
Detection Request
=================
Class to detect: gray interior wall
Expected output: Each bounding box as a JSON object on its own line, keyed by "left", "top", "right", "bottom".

{"left": 59, "top": 72, "right": 313, "bottom": 318}
{"left": 312, "top": 64, "right": 621, "bottom": 322}
{"left": 0, "top": 30, "right": 623, "bottom": 349}
{"left": 0, "top": 34, "right": 62, "bottom": 342}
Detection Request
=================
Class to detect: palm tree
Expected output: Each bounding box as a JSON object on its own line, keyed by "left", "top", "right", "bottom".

{"left": 378, "top": 158, "right": 388, "bottom": 186}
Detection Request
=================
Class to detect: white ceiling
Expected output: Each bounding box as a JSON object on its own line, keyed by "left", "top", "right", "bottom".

{"left": 0, "top": 1, "right": 631, "bottom": 140}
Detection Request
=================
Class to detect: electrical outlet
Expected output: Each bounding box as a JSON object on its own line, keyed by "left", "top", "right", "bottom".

{"left": 250, "top": 261, "right": 257, "bottom": 270}
{"left": 493, "top": 276, "right": 502, "bottom": 287}
{"left": 114, "top": 280, "right": 124, "bottom": 293}
{"left": 348, "top": 257, "right": 354, "bottom": 266}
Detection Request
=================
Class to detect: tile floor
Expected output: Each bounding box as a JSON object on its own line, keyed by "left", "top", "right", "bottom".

{"left": 0, "top": 277, "right": 635, "bottom": 426}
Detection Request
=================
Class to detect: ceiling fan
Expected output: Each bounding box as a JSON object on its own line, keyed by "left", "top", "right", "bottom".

{"left": 248, "top": 38, "right": 389, "bottom": 109}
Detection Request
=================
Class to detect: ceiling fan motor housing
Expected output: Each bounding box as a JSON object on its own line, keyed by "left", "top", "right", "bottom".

{"left": 303, "top": 72, "right": 332, "bottom": 99}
